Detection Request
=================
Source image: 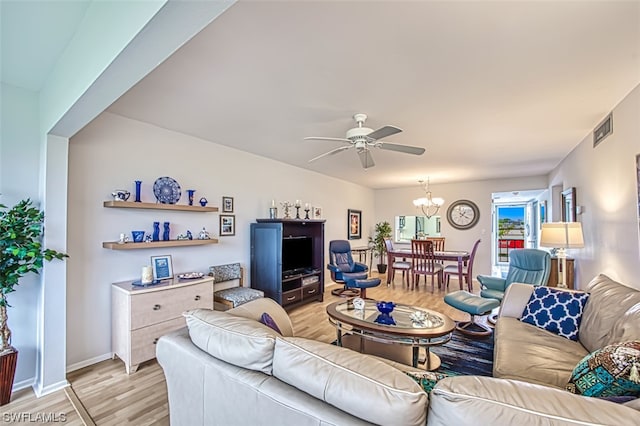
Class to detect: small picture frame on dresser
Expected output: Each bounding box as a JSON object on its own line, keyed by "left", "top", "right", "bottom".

{"left": 151, "top": 255, "right": 173, "bottom": 281}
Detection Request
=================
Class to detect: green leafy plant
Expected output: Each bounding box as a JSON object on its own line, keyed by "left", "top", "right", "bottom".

{"left": 0, "top": 199, "right": 67, "bottom": 353}
{"left": 368, "top": 221, "right": 392, "bottom": 265}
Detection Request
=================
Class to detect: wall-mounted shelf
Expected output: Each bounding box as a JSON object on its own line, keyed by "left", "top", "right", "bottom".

{"left": 103, "top": 200, "right": 218, "bottom": 212}
{"left": 103, "top": 239, "right": 219, "bottom": 250}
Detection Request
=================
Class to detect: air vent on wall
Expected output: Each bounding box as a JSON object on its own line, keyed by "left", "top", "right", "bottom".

{"left": 593, "top": 113, "right": 613, "bottom": 147}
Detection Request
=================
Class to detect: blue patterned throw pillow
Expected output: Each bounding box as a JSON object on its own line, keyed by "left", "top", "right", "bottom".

{"left": 520, "top": 287, "right": 589, "bottom": 341}
{"left": 566, "top": 341, "right": 640, "bottom": 397}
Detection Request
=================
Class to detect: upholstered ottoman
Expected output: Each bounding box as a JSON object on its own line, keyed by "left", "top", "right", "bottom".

{"left": 210, "top": 262, "right": 264, "bottom": 309}
{"left": 214, "top": 287, "right": 264, "bottom": 309}
{"left": 444, "top": 291, "right": 500, "bottom": 337}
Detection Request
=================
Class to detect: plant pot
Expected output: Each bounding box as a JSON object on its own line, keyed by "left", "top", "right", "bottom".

{"left": 0, "top": 347, "right": 17, "bottom": 406}
{"left": 377, "top": 264, "right": 388, "bottom": 274}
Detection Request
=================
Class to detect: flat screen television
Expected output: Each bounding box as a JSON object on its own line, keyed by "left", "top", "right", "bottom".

{"left": 282, "top": 236, "right": 313, "bottom": 275}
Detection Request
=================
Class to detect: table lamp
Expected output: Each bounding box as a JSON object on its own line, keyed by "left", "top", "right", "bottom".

{"left": 540, "top": 222, "right": 584, "bottom": 288}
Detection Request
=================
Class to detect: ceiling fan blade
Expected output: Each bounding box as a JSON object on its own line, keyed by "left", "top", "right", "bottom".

{"left": 308, "top": 145, "right": 353, "bottom": 163}
{"left": 358, "top": 149, "right": 375, "bottom": 169}
{"left": 304, "top": 136, "right": 351, "bottom": 143}
{"left": 377, "top": 142, "right": 425, "bottom": 156}
{"left": 366, "top": 125, "right": 402, "bottom": 141}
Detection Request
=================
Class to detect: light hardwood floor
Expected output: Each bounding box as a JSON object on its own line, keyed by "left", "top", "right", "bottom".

{"left": 2, "top": 272, "right": 480, "bottom": 425}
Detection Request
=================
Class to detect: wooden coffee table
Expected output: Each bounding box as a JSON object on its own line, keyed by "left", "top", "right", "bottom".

{"left": 326, "top": 299, "right": 455, "bottom": 370}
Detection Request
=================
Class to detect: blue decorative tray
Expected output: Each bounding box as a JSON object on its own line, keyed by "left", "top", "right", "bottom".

{"left": 153, "top": 176, "right": 181, "bottom": 204}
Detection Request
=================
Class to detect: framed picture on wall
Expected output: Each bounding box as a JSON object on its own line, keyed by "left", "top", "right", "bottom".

{"left": 348, "top": 209, "right": 362, "bottom": 240}
{"left": 151, "top": 255, "right": 173, "bottom": 281}
{"left": 222, "top": 196, "right": 234, "bottom": 213}
{"left": 220, "top": 214, "right": 236, "bottom": 236}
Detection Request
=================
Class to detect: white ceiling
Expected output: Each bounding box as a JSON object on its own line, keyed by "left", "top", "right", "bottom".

{"left": 3, "top": 1, "right": 639, "bottom": 190}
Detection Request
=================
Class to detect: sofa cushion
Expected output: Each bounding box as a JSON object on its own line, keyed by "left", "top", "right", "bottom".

{"left": 579, "top": 274, "right": 640, "bottom": 352}
{"left": 520, "top": 286, "right": 589, "bottom": 341}
{"left": 494, "top": 317, "right": 589, "bottom": 388}
{"left": 566, "top": 340, "right": 640, "bottom": 397}
{"left": 184, "top": 309, "right": 277, "bottom": 374}
{"left": 272, "top": 337, "right": 428, "bottom": 426}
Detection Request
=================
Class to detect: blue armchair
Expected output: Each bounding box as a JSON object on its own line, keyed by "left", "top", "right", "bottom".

{"left": 479, "top": 248, "right": 551, "bottom": 303}
{"left": 328, "top": 240, "right": 380, "bottom": 298}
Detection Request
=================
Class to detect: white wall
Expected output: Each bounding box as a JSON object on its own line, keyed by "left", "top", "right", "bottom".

{"left": 549, "top": 84, "right": 640, "bottom": 288}
{"left": 0, "top": 83, "right": 42, "bottom": 387}
{"left": 374, "top": 176, "right": 548, "bottom": 278}
{"left": 66, "top": 112, "right": 374, "bottom": 367}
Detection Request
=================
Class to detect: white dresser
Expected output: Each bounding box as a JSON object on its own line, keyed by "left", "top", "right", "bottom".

{"left": 112, "top": 276, "right": 214, "bottom": 374}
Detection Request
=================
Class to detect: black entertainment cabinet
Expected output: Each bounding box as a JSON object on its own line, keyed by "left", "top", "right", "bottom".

{"left": 250, "top": 219, "right": 325, "bottom": 310}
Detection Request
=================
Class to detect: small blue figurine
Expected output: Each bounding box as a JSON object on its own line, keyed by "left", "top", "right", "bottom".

{"left": 186, "top": 230, "right": 193, "bottom": 240}
{"left": 199, "top": 197, "right": 208, "bottom": 207}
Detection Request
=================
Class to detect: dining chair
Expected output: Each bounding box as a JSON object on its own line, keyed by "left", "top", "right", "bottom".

{"left": 443, "top": 238, "right": 481, "bottom": 292}
{"left": 383, "top": 238, "right": 411, "bottom": 287}
{"left": 425, "top": 237, "right": 445, "bottom": 251}
{"left": 411, "top": 239, "right": 444, "bottom": 291}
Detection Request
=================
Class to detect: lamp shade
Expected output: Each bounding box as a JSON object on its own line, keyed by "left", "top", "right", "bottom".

{"left": 540, "top": 222, "right": 584, "bottom": 248}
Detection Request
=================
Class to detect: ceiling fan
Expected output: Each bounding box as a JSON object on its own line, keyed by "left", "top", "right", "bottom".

{"left": 304, "top": 113, "right": 426, "bottom": 169}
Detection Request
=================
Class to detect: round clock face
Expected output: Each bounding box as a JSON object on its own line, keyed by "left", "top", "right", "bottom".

{"left": 446, "top": 200, "right": 480, "bottom": 230}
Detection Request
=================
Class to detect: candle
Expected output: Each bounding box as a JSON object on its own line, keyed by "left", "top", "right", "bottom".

{"left": 141, "top": 266, "right": 153, "bottom": 284}
{"left": 295, "top": 200, "right": 301, "bottom": 207}
{"left": 271, "top": 199, "right": 276, "bottom": 207}
{"left": 305, "top": 203, "right": 310, "bottom": 209}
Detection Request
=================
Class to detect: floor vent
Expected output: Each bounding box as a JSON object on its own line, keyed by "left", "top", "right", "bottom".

{"left": 593, "top": 113, "right": 613, "bottom": 147}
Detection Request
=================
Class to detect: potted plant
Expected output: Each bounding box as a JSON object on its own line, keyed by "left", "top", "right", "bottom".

{"left": 369, "top": 221, "right": 392, "bottom": 274}
{"left": 0, "top": 199, "right": 67, "bottom": 405}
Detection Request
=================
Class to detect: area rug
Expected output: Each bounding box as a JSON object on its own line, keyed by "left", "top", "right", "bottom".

{"left": 430, "top": 330, "right": 494, "bottom": 377}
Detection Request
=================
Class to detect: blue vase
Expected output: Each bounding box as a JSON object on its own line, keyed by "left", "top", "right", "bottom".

{"left": 187, "top": 189, "right": 195, "bottom": 206}
{"left": 134, "top": 180, "right": 142, "bottom": 202}
{"left": 152, "top": 222, "right": 160, "bottom": 241}
{"left": 163, "top": 222, "right": 170, "bottom": 241}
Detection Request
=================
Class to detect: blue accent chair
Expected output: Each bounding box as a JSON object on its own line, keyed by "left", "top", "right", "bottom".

{"left": 328, "top": 240, "right": 380, "bottom": 298}
{"left": 479, "top": 248, "right": 551, "bottom": 323}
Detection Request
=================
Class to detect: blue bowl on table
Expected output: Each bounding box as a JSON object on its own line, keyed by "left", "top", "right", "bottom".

{"left": 376, "top": 301, "right": 396, "bottom": 314}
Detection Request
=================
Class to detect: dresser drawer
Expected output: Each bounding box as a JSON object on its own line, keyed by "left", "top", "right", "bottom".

{"left": 130, "top": 282, "right": 213, "bottom": 330}
{"left": 282, "top": 288, "right": 302, "bottom": 307}
{"left": 130, "top": 317, "right": 185, "bottom": 366}
{"left": 302, "top": 283, "right": 320, "bottom": 299}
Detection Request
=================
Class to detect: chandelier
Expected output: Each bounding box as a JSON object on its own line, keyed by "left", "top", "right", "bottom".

{"left": 412, "top": 178, "right": 444, "bottom": 219}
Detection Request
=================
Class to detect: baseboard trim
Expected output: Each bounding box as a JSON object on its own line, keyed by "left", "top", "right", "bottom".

{"left": 33, "top": 379, "right": 69, "bottom": 398}
{"left": 67, "top": 352, "right": 113, "bottom": 373}
{"left": 12, "top": 377, "right": 35, "bottom": 392}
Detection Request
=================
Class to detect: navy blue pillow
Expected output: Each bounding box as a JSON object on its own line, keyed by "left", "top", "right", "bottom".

{"left": 259, "top": 312, "right": 282, "bottom": 335}
{"left": 520, "top": 287, "right": 589, "bottom": 341}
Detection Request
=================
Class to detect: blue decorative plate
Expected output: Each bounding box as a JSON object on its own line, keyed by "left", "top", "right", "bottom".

{"left": 153, "top": 176, "right": 181, "bottom": 204}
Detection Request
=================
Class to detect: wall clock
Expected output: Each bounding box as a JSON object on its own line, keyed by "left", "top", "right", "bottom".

{"left": 446, "top": 200, "right": 480, "bottom": 230}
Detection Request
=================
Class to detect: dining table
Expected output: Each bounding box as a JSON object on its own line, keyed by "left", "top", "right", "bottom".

{"left": 386, "top": 248, "right": 471, "bottom": 290}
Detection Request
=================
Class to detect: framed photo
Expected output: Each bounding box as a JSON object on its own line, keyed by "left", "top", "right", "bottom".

{"left": 222, "top": 196, "right": 234, "bottom": 213}
{"left": 220, "top": 214, "right": 236, "bottom": 236}
{"left": 313, "top": 206, "right": 322, "bottom": 219}
{"left": 151, "top": 255, "right": 173, "bottom": 281}
{"left": 348, "top": 209, "right": 362, "bottom": 240}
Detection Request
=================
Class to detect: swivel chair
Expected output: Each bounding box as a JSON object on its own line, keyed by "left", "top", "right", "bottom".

{"left": 445, "top": 248, "right": 550, "bottom": 337}
{"left": 479, "top": 248, "right": 551, "bottom": 323}
{"left": 327, "top": 240, "right": 380, "bottom": 298}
